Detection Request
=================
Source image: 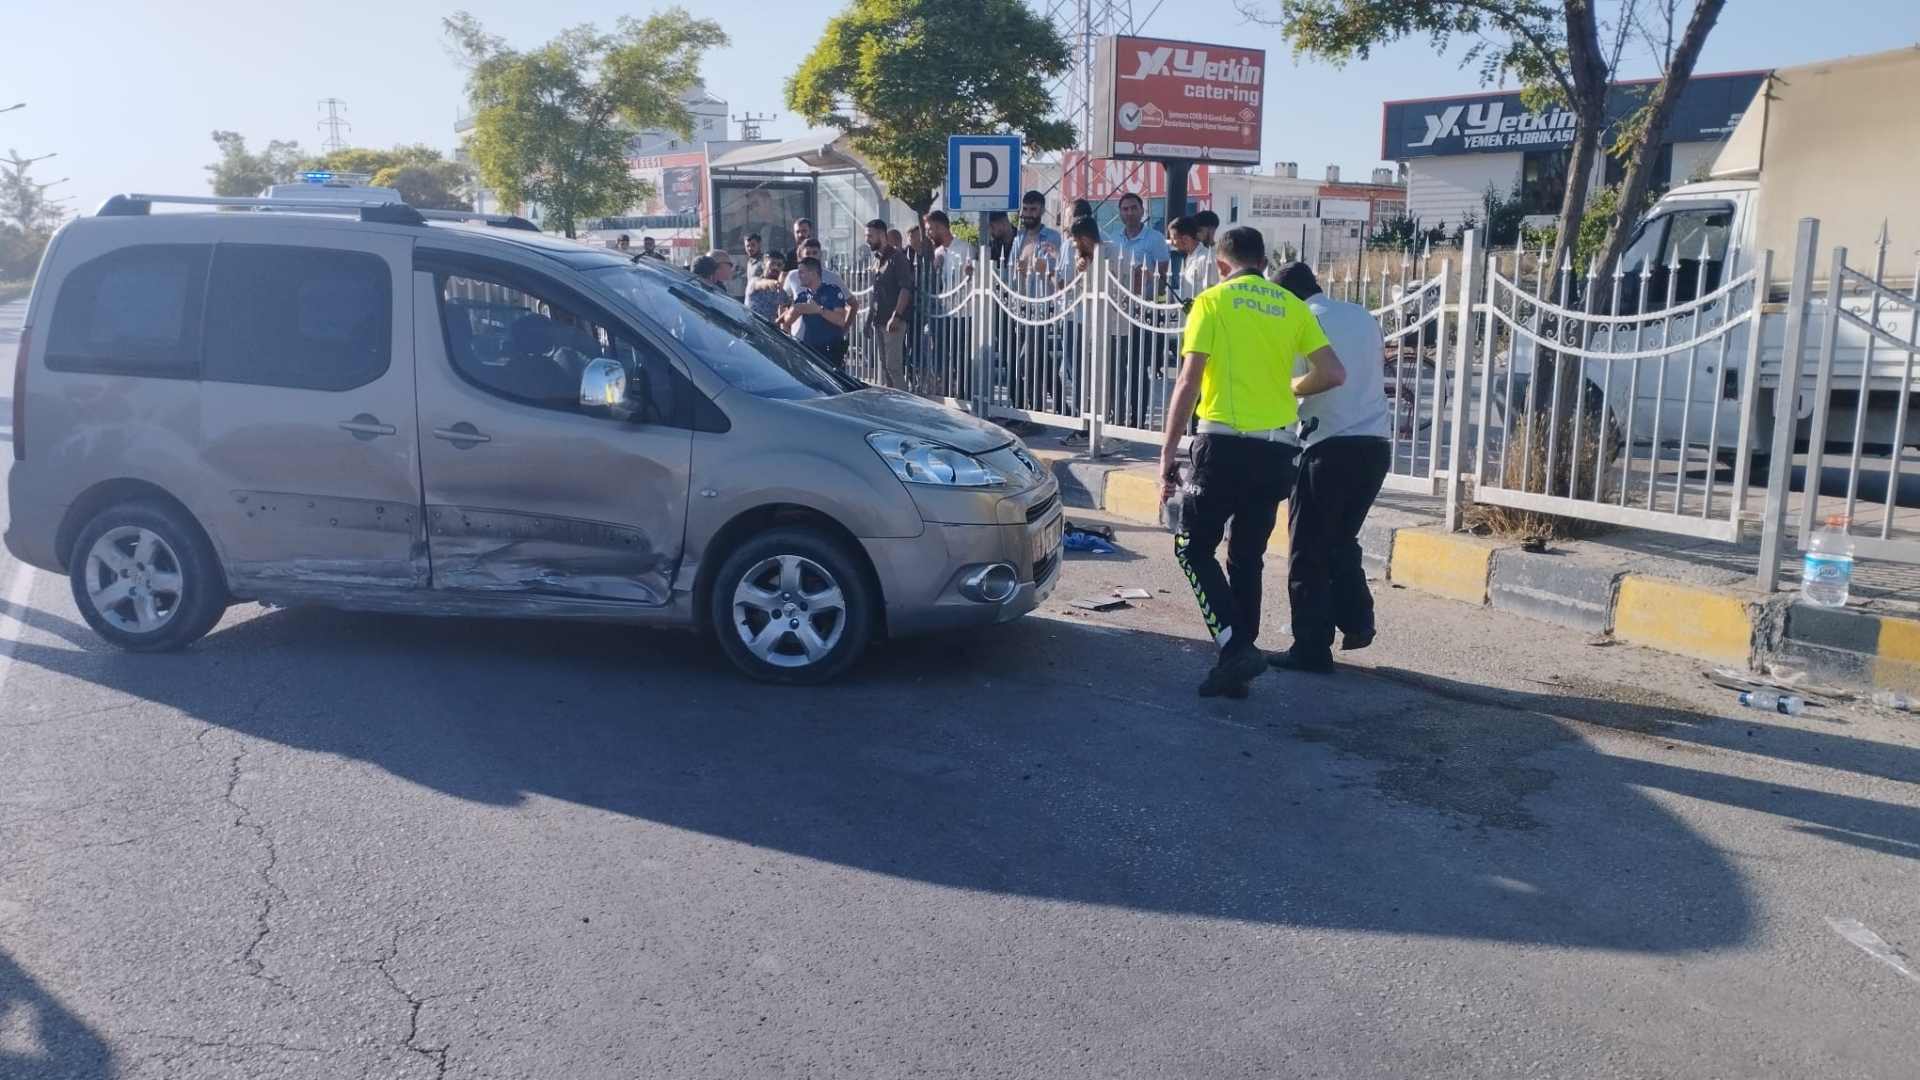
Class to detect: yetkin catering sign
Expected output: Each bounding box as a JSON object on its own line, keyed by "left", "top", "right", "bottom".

{"left": 1381, "top": 71, "right": 1767, "bottom": 160}
{"left": 1089, "top": 35, "right": 1265, "bottom": 164}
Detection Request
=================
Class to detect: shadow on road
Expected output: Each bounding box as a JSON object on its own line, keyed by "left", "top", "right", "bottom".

{"left": 14, "top": 591, "right": 1916, "bottom": 957}
{"left": 0, "top": 950, "right": 114, "bottom": 1080}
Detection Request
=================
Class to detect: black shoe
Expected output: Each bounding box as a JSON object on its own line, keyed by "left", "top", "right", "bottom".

{"left": 1267, "top": 649, "right": 1335, "bottom": 675}
{"left": 1340, "top": 630, "right": 1375, "bottom": 652}
{"left": 1199, "top": 646, "right": 1268, "bottom": 697}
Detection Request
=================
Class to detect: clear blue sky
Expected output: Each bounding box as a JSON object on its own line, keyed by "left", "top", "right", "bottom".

{"left": 8, "top": 0, "right": 1919, "bottom": 216}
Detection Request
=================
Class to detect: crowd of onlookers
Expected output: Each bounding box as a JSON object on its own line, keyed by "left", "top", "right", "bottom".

{"left": 604, "top": 193, "right": 1225, "bottom": 398}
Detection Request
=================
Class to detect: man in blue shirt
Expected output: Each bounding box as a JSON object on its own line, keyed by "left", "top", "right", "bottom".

{"left": 1007, "top": 190, "right": 1063, "bottom": 280}
{"left": 779, "top": 257, "right": 850, "bottom": 369}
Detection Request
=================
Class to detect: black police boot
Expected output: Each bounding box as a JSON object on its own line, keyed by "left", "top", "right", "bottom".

{"left": 1200, "top": 644, "right": 1268, "bottom": 697}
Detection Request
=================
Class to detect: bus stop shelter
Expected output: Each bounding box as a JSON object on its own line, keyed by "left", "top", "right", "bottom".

{"left": 706, "top": 132, "right": 910, "bottom": 266}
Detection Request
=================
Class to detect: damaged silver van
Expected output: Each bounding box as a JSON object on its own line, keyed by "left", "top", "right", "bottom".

{"left": 5, "top": 194, "right": 1063, "bottom": 683}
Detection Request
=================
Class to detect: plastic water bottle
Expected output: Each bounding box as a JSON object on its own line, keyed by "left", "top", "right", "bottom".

{"left": 1738, "top": 690, "right": 1805, "bottom": 715}
{"left": 1802, "top": 515, "right": 1855, "bottom": 607}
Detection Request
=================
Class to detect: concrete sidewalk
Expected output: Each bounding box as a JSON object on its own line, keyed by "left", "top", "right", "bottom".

{"left": 1033, "top": 444, "right": 1920, "bottom": 696}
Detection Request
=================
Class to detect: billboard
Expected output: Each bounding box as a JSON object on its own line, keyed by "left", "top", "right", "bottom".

{"left": 626, "top": 151, "right": 708, "bottom": 220}
{"left": 1380, "top": 71, "right": 1766, "bottom": 160}
{"left": 1089, "top": 35, "right": 1265, "bottom": 164}
{"left": 1059, "top": 153, "right": 1210, "bottom": 204}
{"left": 660, "top": 166, "right": 702, "bottom": 215}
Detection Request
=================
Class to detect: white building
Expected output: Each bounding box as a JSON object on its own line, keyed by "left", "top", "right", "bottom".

{"left": 1382, "top": 70, "right": 1768, "bottom": 234}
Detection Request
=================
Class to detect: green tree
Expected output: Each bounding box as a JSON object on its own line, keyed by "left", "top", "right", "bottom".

{"left": 1239, "top": 1, "right": 1645, "bottom": 287}
{"left": 1, "top": 151, "right": 66, "bottom": 279}
{"left": 787, "top": 0, "right": 1074, "bottom": 216}
{"left": 445, "top": 10, "right": 727, "bottom": 237}
{"left": 1591, "top": 0, "right": 1724, "bottom": 278}
{"left": 301, "top": 144, "right": 474, "bottom": 209}
{"left": 372, "top": 164, "right": 473, "bottom": 211}
{"left": 205, "top": 130, "right": 305, "bottom": 196}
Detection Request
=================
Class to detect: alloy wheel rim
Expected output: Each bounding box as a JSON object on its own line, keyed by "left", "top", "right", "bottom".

{"left": 730, "top": 555, "right": 847, "bottom": 668}
{"left": 84, "top": 526, "right": 184, "bottom": 634}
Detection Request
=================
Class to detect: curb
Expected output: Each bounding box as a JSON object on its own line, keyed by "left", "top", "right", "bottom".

{"left": 1389, "top": 529, "right": 1499, "bottom": 606}
{"left": 1776, "top": 603, "right": 1920, "bottom": 693}
{"left": 1063, "top": 458, "right": 1915, "bottom": 689}
{"left": 1613, "top": 576, "right": 1756, "bottom": 667}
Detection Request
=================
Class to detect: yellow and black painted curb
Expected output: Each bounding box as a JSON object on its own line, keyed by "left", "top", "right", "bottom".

{"left": 1076, "top": 462, "right": 1920, "bottom": 689}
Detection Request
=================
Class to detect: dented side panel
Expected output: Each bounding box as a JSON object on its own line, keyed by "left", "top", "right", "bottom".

{"left": 425, "top": 506, "right": 673, "bottom": 604}
{"left": 410, "top": 268, "right": 692, "bottom": 607}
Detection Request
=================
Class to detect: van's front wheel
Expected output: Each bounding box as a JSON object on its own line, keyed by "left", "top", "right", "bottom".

{"left": 710, "top": 528, "right": 874, "bottom": 684}
{"left": 69, "top": 501, "right": 228, "bottom": 652}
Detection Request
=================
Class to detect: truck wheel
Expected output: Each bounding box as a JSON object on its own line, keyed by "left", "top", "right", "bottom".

{"left": 710, "top": 528, "right": 875, "bottom": 685}
{"left": 68, "top": 501, "right": 229, "bottom": 653}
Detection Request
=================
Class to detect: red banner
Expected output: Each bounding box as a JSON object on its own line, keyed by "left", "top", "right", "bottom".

{"left": 1091, "top": 35, "right": 1265, "bottom": 165}
{"left": 1060, "top": 153, "right": 1210, "bottom": 203}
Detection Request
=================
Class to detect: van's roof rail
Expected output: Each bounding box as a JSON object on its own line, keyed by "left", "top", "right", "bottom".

{"left": 411, "top": 208, "right": 541, "bottom": 232}
{"left": 95, "top": 194, "right": 539, "bottom": 232}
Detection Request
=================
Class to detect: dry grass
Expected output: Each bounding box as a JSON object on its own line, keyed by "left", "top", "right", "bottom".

{"left": 1463, "top": 416, "right": 1615, "bottom": 542}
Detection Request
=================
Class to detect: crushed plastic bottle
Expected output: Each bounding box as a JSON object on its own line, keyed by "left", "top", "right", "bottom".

{"left": 1802, "top": 515, "right": 1855, "bottom": 607}
{"left": 1870, "top": 690, "right": 1916, "bottom": 712}
{"left": 1738, "top": 689, "right": 1805, "bottom": 715}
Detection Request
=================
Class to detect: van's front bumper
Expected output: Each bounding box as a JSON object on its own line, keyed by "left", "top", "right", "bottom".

{"left": 863, "top": 505, "right": 1065, "bottom": 639}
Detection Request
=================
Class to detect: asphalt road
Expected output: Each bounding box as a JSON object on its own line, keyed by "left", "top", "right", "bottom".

{"left": 2, "top": 296, "right": 1918, "bottom": 1078}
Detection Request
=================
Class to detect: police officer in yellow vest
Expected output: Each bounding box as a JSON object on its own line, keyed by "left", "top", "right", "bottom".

{"left": 1158, "top": 227, "right": 1347, "bottom": 697}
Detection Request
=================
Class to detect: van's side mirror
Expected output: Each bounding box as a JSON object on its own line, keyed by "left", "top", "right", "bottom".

{"left": 580, "top": 357, "right": 629, "bottom": 409}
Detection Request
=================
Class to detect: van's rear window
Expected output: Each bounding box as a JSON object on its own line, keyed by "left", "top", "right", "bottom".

{"left": 45, "top": 244, "right": 210, "bottom": 377}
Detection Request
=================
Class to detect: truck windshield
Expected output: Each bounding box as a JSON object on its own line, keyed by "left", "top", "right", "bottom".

{"left": 587, "top": 264, "right": 856, "bottom": 400}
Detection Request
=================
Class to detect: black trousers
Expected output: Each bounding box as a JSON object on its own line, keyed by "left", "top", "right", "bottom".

{"left": 1287, "top": 437, "right": 1392, "bottom": 661}
{"left": 1175, "top": 434, "right": 1299, "bottom": 654}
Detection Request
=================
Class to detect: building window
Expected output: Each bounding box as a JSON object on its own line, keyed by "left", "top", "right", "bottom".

{"left": 1521, "top": 149, "right": 1571, "bottom": 216}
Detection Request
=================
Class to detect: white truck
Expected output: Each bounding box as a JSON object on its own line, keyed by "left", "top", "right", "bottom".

{"left": 1510, "top": 45, "right": 1920, "bottom": 464}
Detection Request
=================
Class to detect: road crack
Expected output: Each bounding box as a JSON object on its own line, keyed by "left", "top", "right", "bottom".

{"left": 374, "top": 925, "right": 451, "bottom": 1079}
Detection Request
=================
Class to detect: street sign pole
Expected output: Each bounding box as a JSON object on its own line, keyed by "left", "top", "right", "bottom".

{"left": 1164, "top": 158, "right": 1192, "bottom": 284}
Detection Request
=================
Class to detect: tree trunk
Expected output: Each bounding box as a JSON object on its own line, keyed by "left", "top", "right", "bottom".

{"left": 1544, "top": 0, "right": 1611, "bottom": 282}
{"left": 1593, "top": 0, "right": 1727, "bottom": 281}
{"left": 1529, "top": 0, "right": 1613, "bottom": 497}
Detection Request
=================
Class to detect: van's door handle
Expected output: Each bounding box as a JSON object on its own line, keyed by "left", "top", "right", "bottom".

{"left": 432, "top": 422, "right": 492, "bottom": 447}
{"left": 339, "top": 414, "right": 398, "bottom": 440}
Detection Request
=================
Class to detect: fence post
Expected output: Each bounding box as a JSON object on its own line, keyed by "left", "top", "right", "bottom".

{"left": 969, "top": 253, "right": 990, "bottom": 415}
{"left": 1444, "top": 229, "right": 1483, "bottom": 532}
{"left": 1088, "top": 246, "right": 1107, "bottom": 460}
{"left": 1757, "top": 218, "right": 1821, "bottom": 592}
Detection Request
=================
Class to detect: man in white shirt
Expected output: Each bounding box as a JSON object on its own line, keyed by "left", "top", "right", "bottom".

{"left": 1054, "top": 216, "right": 1121, "bottom": 443}
{"left": 1267, "top": 262, "right": 1393, "bottom": 674}
{"left": 782, "top": 237, "right": 843, "bottom": 298}
{"left": 923, "top": 210, "right": 976, "bottom": 395}
{"left": 1168, "top": 215, "right": 1216, "bottom": 299}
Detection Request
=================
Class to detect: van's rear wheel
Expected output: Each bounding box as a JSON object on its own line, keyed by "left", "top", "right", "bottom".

{"left": 710, "top": 528, "right": 873, "bottom": 684}
{"left": 69, "top": 501, "right": 228, "bottom": 652}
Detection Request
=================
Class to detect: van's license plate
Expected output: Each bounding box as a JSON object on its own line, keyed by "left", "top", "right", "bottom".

{"left": 1037, "top": 514, "right": 1064, "bottom": 562}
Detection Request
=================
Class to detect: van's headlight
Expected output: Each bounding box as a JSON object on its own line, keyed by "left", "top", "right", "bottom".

{"left": 866, "top": 432, "right": 1006, "bottom": 487}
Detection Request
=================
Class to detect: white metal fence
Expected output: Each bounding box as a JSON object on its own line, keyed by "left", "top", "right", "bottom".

{"left": 798, "top": 220, "right": 1920, "bottom": 589}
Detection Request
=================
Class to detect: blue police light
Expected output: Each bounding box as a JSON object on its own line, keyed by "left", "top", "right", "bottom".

{"left": 301, "top": 171, "right": 334, "bottom": 184}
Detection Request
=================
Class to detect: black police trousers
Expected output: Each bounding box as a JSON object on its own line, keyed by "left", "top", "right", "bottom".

{"left": 1286, "top": 436, "right": 1392, "bottom": 662}
{"left": 1174, "top": 433, "right": 1300, "bottom": 654}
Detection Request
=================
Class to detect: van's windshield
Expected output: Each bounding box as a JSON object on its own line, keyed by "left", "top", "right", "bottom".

{"left": 588, "top": 264, "right": 855, "bottom": 400}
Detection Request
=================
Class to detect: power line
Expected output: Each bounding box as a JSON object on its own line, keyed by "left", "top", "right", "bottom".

{"left": 731, "top": 112, "right": 777, "bottom": 141}
{"left": 316, "top": 98, "right": 352, "bottom": 155}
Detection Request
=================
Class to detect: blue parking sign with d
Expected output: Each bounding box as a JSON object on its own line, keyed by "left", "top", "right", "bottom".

{"left": 946, "top": 135, "right": 1022, "bottom": 212}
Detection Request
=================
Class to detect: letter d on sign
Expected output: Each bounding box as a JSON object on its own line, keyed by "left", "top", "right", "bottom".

{"left": 970, "top": 152, "right": 999, "bottom": 190}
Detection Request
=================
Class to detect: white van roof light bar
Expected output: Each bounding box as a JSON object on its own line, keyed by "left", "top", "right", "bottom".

{"left": 95, "top": 193, "right": 539, "bottom": 232}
